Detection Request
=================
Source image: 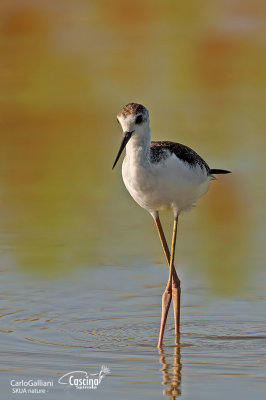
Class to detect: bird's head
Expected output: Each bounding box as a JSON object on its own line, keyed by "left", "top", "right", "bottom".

{"left": 112, "top": 103, "right": 149, "bottom": 169}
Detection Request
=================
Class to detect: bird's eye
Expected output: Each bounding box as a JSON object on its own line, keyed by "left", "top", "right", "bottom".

{"left": 135, "top": 115, "right": 143, "bottom": 124}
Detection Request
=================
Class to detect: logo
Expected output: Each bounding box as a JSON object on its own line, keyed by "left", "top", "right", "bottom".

{"left": 58, "top": 366, "right": 110, "bottom": 390}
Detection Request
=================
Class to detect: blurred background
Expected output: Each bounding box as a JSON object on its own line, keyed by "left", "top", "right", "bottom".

{"left": 0, "top": 0, "right": 265, "bottom": 294}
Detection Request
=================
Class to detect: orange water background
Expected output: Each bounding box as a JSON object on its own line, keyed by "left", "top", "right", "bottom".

{"left": 0, "top": 0, "right": 265, "bottom": 294}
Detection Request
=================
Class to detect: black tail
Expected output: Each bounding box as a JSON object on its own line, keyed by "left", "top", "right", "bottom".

{"left": 210, "top": 169, "right": 231, "bottom": 175}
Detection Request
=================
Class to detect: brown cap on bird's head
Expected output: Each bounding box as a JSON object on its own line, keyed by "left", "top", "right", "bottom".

{"left": 117, "top": 103, "right": 148, "bottom": 119}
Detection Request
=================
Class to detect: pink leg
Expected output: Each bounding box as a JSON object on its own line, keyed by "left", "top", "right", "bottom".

{"left": 154, "top": 214, "right": 181, "bottom": 347}
{"left": 169, "top": 216, "right": 180, "bottom": 343}
{"left": 157, "top": 278, "right": 172, "bottom": 348}
{"left": 172, "top": 278, "right": 181, "bottom": 343}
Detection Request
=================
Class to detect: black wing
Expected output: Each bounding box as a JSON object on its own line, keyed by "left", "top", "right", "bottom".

{"left": 150, "top": 141, "right": 211, "bottom": 173}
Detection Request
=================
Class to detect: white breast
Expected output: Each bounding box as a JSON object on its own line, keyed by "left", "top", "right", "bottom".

{"left": 122, "top": 153, "right": 210, "bottom": 215}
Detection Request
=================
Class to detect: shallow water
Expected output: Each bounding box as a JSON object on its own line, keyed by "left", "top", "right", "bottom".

{"left": 1, "top": 263, "right": 266, "bottom": 399}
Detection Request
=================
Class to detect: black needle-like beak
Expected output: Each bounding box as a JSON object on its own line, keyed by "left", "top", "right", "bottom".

{"left": 112, "top": 131, "right": 134, "bottom": 169}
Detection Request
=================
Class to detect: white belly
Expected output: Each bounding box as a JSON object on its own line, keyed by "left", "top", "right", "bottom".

{"left": 122, "top": 154, "right": 210, "bottom": 215}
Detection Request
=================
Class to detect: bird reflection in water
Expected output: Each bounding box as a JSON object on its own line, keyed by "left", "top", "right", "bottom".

{"left": 159, "top": 342, "right": 182, "bottom": 399}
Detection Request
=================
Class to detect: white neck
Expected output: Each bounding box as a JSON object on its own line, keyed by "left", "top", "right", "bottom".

{"left": 125, "top": 128, "right": 151, "bottom": 166}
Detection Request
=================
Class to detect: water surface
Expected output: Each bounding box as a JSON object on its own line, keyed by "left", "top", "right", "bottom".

{"left": 1, "top": 264, "right": 265, "bottom": 399}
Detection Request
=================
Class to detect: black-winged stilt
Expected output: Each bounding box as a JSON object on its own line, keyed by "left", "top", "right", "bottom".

{"left": 112, "top": 103, "right": 231, "bottom": 347}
